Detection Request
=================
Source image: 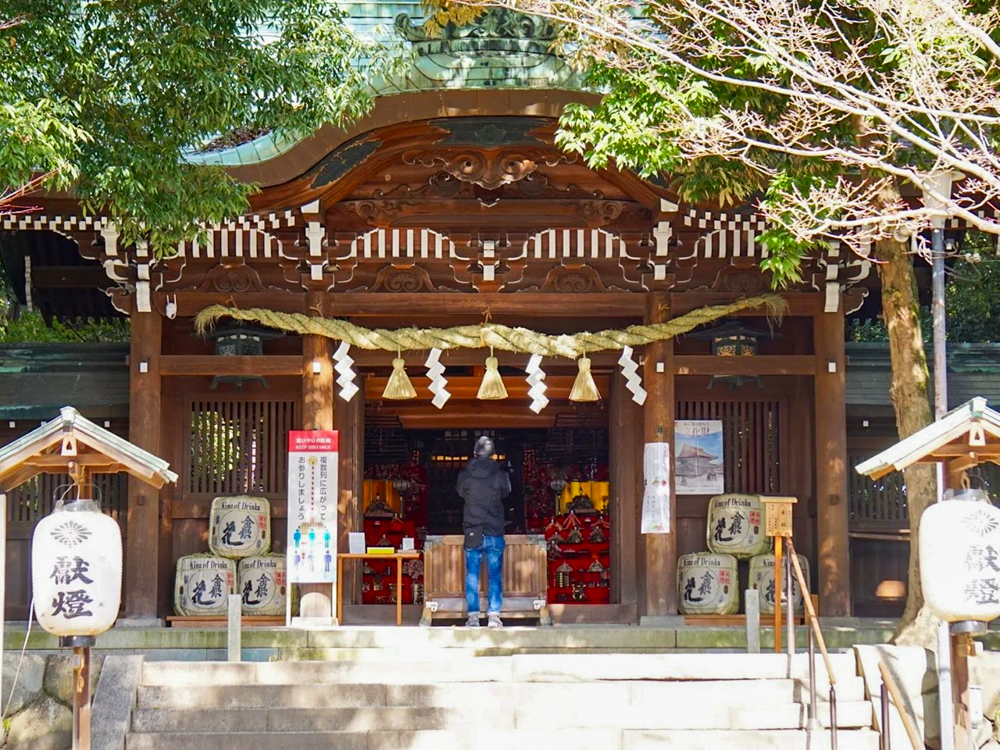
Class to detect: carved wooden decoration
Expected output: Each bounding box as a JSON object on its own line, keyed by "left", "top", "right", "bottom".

{"left": 185, "top": 262, "right": 279, "bottom": 294}
{"left": 355, "top": 264, "right": 458, "bottom": 294}
{"left": 402, "top": 148, "right": 576, "bottom": 190}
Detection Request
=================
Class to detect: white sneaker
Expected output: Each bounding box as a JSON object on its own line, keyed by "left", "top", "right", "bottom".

{"left": 487, "top": 613, "right": 503, "bottom": 629}
{"left": 465, "top": 615, "right": 481, "bottom": 628}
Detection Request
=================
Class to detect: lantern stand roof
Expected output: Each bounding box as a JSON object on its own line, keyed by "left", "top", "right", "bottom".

{"left": 0, "top": 406, "right": 178, "bottom": 493}
{"left": 855, "top": 396, "right": 1000, "bottom": 483}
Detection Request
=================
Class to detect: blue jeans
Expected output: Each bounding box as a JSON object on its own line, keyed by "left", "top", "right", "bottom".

{"left": 465, "top": 535, "right": 505, "bottom": 616}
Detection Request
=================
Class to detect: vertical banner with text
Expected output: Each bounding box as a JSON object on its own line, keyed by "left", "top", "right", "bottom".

{"left": 287, "top": 430, "right": 339, "bottom": 585}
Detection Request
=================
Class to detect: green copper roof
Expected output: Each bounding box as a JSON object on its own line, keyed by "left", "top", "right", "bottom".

{"left": 185, "top": 4, "right": 585, "bottom": 169}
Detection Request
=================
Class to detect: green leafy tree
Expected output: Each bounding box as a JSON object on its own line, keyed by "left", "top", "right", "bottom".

{"left": 0, "top": 1, "right": 399, "bottom": 254}
{"left": 426, "top": 0, "right": 1000, "bottom": 640}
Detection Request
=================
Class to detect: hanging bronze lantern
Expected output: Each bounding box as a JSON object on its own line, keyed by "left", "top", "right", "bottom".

{"left": 200, "top": 322, "right": 282, "bottom": 390}
{"left": 689, "top": 320, "right": 776, "bottom": 390}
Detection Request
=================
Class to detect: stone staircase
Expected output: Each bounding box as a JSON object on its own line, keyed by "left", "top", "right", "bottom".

{"left": 124, "top": 652, "right": 877, "bottom": 749}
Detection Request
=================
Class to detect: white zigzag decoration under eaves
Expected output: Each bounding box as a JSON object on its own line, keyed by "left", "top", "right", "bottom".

{"left": 619, "top": 345, "right": 647, "bottom": 405}
{"left": 525, "top": 354, "right": 549, "bottom": 414}
{"left": 425, "top": 348, "right": 450, "bottom": 409}
{"left": 333, "top": 341, "right": 360, "bottom": 402}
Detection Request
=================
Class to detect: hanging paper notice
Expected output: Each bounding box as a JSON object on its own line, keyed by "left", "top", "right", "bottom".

{"left": 642, "top": 442, "right": 672, "bottom": 534}
{"left": 287, "top": 430, "right": 339, "bottom": 584}
{"left": 675, "top": 420, "right": 724, "bottom": 495}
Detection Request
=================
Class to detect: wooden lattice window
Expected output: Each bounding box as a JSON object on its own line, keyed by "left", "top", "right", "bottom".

{"left": 675, "top": 400, "right": 782, "bottom": 494}
{"left": 6, "top": 473, "right": 127, "bottom": 525}
{"left": 187, "top": 399, "right": 296, "bottom": 496}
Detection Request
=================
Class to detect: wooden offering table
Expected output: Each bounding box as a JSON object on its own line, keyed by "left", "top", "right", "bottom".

{"left": 337, "top": 551, "right": 420, "bottom": 626}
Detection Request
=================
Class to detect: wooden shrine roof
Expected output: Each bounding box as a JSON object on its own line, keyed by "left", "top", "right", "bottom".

{"left": 855, "top": 397, "right": 1000, "bottom": 480}
{"left": 0, "top": 406, "right": 177, "bottom": 491}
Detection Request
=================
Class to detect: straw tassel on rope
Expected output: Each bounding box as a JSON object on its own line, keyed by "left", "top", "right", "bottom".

{"left": 569, "top": 356, "right": 600, "bottom": 402}
{"left": 477, "top": 349, "right": 508, "bottom": 400}
{"left": 383, "top": 353, "right": 417, "bottom": 400}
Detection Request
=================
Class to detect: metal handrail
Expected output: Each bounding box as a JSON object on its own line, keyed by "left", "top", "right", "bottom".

{"left": 786, "top": 538, "right": 838, "bottom": 749}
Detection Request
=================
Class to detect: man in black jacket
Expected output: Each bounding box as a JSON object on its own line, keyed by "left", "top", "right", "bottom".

{"left": 457, "top": 435, "right": 511, "bottom": 628}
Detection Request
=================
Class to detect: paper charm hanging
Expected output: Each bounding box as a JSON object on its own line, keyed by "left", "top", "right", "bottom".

{"left": 333, "top": 341, "right": 360, "bottom": 401}
{"left": 383, "top": 355, "right": 417, "bottom": 400}
{"left": 425, "top": 348, "right": 451, "bottom": 409}
{"left": 569, "top": 356, "right": 600, "bottom": 402}
{"left": 618, "top": 345, "right": 647, "bottom": 405}
{"left": 478, "top": 351, "right": 508, "bottom": 400}
{"left": 525, "top": 353, "right": 549, "bottom": 413}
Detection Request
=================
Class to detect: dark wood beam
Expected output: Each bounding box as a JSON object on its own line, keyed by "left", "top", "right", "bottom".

{"left": 31, "top": 267, "right": 110, "bottom": 289}
{"left": 160, "top": 355, "right": 303, "bottom": 377}
{"left": 673, "top": 355, "right": 815, "bottom": 376}
{"left": 163, "top": 291, "right": 645, "bottom": 319}
{"left": 670, "top": 292, "right": 821, "bottom": 316}
{"left": 365, "top": 375, "right": 607, "bottom": 400}
{"left": 327, "top": 293, "right": 645, "bottom": 318}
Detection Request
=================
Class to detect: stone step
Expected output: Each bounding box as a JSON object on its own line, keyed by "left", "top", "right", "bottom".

{"left": 622, "top": 729, "right": 880, "bottom": 750}
{"left": 131, "top": 700, "right": 872, "bottom": 732}
{"left": 136, "top": 679, "right": 868, "bottom": 711}
{"left": 126, "top": 728, "right": 880, "bottom": 750}
{"left": 139, "top": 652, "right": 859, "bottom": 686}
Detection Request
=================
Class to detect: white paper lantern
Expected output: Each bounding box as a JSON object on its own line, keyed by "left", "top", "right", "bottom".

{"left": 677, "top": 553, "right": 739, "bottom": 615}
{"left": 920, "top": 489, "right": 1000, "bottom": 624}
{"left": 32, "top": 499, "right": 122, "bottom": 638}
{"left": 208, "top": 495, "right": 271, "bottom": 559}
{"left": 706, "top": 494, "right": 770, "bottom": 559}
{"left": 750, "top": 553, "right": 809, "bottom": 615}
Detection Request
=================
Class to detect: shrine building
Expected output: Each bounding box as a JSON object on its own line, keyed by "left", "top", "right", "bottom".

{"left": 2, "top": 3, "right": 934, "bottom": 625}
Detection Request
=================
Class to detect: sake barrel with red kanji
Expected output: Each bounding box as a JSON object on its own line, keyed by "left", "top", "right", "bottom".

{"left": 208, "top": 495, "right": 271, "bottom": 559}
{"left": 238, "top": 555, "right": 287, "bottom": 616}
{"left": 749, "top": 553, "right": 810, "bottom": 614}
{"left": 706, "top": 494, "right": 770, "bottom": 559}
{"left": 677, "top": 552, "right": 739, "bottom": 615}
{"left": 174, "top": 554, "right": 236, "bottom": 616}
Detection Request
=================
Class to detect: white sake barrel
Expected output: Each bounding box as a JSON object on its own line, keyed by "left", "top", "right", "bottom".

{"left": 174, "top": 555, "right": 236, "bottom": 616}
{"left": 706, "top": 494, "right": 770, "bottom": 559}
{"left": 677, "top": 553, "right": 739, "bottom": 615}
{"left": 238, "top": 555, "right": 287, "bottom": 616}
{"left": 750, "top": 553, "right": 810, "bottom": 614}
{"left": 208, "top": 495, "right": 271, "bottom": 559}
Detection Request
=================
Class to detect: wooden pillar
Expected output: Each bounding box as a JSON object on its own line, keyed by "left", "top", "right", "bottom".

{"left": 641, "top": 292, "right": 676, "bottom": 617}
{"left": 336, "top": 374, "right": 365, "bottom": 605}
{"left": 610, "top": 371, "right": 641, "bottom": 613}
{"left": 814, "top": 309, "right": 851, "bottom": 616}
{"left": 300, "top": 293, "right": 336, "bottom": 619}
{"left": 125, "top": 306, "right": 162, "bottom": 618}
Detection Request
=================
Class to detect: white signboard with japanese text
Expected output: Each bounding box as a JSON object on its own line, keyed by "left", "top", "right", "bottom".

{"left": 641, "top": 442, "right": 672, "bottom": 534}
{"left": 675, "top": 420, "right": 724, "bottom": 495}
{"left": 286, "top": 430, "right": 339, "bottom": 585}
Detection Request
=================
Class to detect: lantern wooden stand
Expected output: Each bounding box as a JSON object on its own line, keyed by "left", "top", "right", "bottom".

{"left": 856, "top": 397, "right": 1000, "bottom": 750}
{"left": 0, "top": 407, "right": 177, "bottom": 750}
{"left": 62, "top": 636, "right": 95, "bottom": 750}
{"left": 762, "top": 496, "right": 797, "bottom": 653}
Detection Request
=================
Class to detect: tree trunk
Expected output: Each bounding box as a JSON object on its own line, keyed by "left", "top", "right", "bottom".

{"left": 874, "top": 182, "right": 938, "bottom": 645}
